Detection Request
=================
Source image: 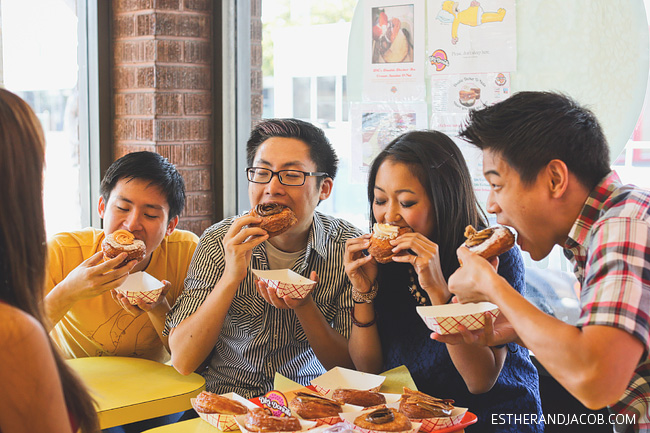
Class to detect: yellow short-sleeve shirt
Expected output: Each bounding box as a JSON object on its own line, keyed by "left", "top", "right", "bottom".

{"left": 46, "top": 228, "right": 198, "bottom": 362}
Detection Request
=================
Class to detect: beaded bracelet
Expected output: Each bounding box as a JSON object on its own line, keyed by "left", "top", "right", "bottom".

{"left": 352, "top": 281, "right": 378, "bottom": 303}
{"left": 349, "top": 306, "right": 377, "bottom": 328}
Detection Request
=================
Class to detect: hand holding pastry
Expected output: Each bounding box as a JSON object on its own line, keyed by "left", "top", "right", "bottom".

{"left": 344, "top": 235, "right": 378, "bottom": 295}
{"left": 222, "top": 215, "right": 269, "bottom": 284}
{"left": 53, "top": 250, "right": 138, "bottom": 306}
{"left": 448, "top": 246, "right": 502, "bottom": 304}
{"left": 389, "top": 231, "right": 451, "bottom": 305}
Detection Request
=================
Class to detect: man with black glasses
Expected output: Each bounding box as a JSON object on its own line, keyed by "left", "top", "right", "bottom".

{"left": 165, "top": 118, "right": 363, "bottom": 397}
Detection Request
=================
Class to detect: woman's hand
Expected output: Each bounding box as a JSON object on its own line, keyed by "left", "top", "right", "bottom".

{"left": 344, "top": 234, "right": 378, "bottom": 293}
{"left": 390, "top": 232, "right": 451, "bottom": 304}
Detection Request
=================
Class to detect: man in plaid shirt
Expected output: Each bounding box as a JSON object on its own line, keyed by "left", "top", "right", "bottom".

{"left": 445, "top": 91, "right": 650, "bottom": 432}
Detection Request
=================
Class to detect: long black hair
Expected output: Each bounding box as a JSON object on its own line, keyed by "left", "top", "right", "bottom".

{"left": 367, "top": 130, "right": 487, "bottom": 279}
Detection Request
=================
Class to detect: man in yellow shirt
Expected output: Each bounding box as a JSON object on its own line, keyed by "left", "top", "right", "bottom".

{"left": 44, "top": 151, "right": 198, "bottom": 363}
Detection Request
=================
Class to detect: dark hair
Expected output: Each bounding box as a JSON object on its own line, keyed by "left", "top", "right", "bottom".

{"left": 459, "top": 91, "right": 611, "bottom": 189}
{"left": 100, "top": 151, "right": 186, "bottom": 221}
{"left": 246, "top": 118, "right": 339, "bottom": 181}
{"left": 0, "top": 88, "right": 99, "bottom": 432}
{"left": 367, "top": 130, "right": 487, "bottom": 279}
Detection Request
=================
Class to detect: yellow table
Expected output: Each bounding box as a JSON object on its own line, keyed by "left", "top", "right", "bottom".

{"left": 67, "top": 356, "right": 205, "bottom": 429}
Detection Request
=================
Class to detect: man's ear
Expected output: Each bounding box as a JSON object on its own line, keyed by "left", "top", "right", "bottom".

{"left": 319, "top": 178, "right": 333, "bottom": 201}
{"left": 546, "top": 159, "right": 569, "bottom": 198}
{"left": 98, "top": 196, "right": 106, "bottom": 218}
{"left": 165, "top": 215, "right": 179, "bottom": 236}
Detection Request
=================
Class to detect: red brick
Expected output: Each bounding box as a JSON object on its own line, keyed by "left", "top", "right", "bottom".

{"left": 114, "top": 93, "right": 155, "bottom": 116}
{"left": 155, "top": 0, "right": 181, "bottom": 10}
{"left": 114, "top": 144, "right": 157, "bottom": 160}
{"left": 185, "top": 142, "right": 213, "bottom": 165}
{"left": 113, "top": 68, "right": 137, "bottom": 89}
{"left": 251, "top": 0, "right": 261, "bottom": 17}
{"left": 113, "top": 0, "right": 154, "bottom": 12}
{"left": 250, "top": 17, "right": 262, "bottom": 40}
{"left": 114, "top": 15, "right": 136, "bottom": 38}
{"left": 155, "top": 65, "right": 211, "bottom": 90}
{"left": 155, "top": 144, "right": 185, "bottom": 164}
{"left": 114, "top": 40, "right": 156, "bottom": 64}
{"left": 183, "top": 0, "right": 211, "bottom": 12}
{"left": 156, "top": 40, "right": 183, "bottom": 62}
{"left": 177, "top": 218, "right": 212, "bottom": 236}
{"left": 184, "top": 40, "right": 211, "bottom": 64}
{"left": 137, "top": 66, "right": 156, "bottom": 88}
{"left": 183, "top": 93, "right": 211, "bottom": 115}
{"left": 153, "top": 13, "right": 210, "bottom": 38}
{"left": 251, "top": 93, "right": 263, "bottom": 119}
{"left": 136, "top": 13, "right": 156, "bottom": 36}
{"left": 154, "top": 93, "right": 182, "bottom": 115}
{"left": 187, "top": 193, "right": 213, "bottom": 216}
{"left": 114, "top": 118, "right": 155, "bottom": 141}
{"left": 179, "top": 167, "right": 211, "bottom": 191}
{"left": 154, "top": 118, "right": 210, "bottom": 141}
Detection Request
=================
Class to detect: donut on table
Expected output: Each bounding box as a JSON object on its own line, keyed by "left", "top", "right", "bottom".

{"left": 249, "top": 203, "right": 297, "bottom": 238}
{"left": 462, "top": 225, "right": 515, "bottom": 260}
{"left": 289, "top": 391, "right": 342, "bottom": 419}
{"left": 194, "top": 391, "right": 248, "bottom": 415}
{"left": 353, "top": 408, "right": 412, "bottom": 432}
{"left": 101, "top": 229, "right": 146, "bottom": 268}
{"left": 331, "top": 388, "right": 386, "bottom": 408}
{"left": 398, "top": 388, "right": 454, "bottom": 418}
{"left": 244, "top": 407, "right": 302, "bottom": 432}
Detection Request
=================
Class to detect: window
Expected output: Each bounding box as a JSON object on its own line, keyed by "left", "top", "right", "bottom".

{"left": 259, "top": 0, "right": 650, "bottom": 327}
{"left": 1, "top": 0, "right": 89, "bottom": 236}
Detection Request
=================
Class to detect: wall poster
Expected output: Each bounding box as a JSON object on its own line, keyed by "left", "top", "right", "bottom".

{"left": 363, "top": 0, "right": 426, "bottom": 101}
{"left": 426, "top": 0, "right": 516, "bottom": 75}
{"left": 349, "top": 102, "right": 428, "bottom": 183}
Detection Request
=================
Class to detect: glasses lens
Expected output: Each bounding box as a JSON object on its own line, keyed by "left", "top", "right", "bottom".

{"left": 248, "top": 168, "right": 272, "bottom": 183}
{"left": 279, "top": 170, "right": 305, "bottom": 185}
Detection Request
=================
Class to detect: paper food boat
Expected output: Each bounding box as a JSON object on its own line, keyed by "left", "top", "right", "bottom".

{"left": 310, "top": 367, "right": 386, "bottom": 398}
{"left": 235, "top": 413, "right": 317, "bottom": 433}
{"left": 114, "top": 272, "right": 164, "bottom": 305}
{"left": 416, "top": 302, "right": 500, "bottom": 335}
{"left": 339, "top": 409, "right": 421, "bottom": 433}
{"left": 252, "top": 269, "right": 316, "bottom": 299}
{"left": 192, "top": 392, "right": 260, "bottom": 431}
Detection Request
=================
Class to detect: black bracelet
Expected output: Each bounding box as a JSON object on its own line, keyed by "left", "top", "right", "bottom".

{"left": 349, "top": 306, "right": 377, "bottom": 328}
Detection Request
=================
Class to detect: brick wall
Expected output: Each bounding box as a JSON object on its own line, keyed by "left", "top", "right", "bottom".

{"left": 112, "top": 0, "right": 214, "bottom": 235}
{"left": 250, "top": 0, "right": 263, "bottom": 126}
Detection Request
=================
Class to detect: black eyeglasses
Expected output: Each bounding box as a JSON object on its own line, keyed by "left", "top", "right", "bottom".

{"left": 246, "top": 167, "right": 329, "bottom": 186}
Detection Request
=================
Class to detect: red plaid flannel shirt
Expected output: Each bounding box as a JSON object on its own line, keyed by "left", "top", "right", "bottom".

{"left": 563, "top": 171, "right": 650, "bottom": 432}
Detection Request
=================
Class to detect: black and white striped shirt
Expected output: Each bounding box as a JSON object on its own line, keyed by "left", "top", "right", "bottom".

{"left": 165, "top": 211, "right": 363, "bottom": 397}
